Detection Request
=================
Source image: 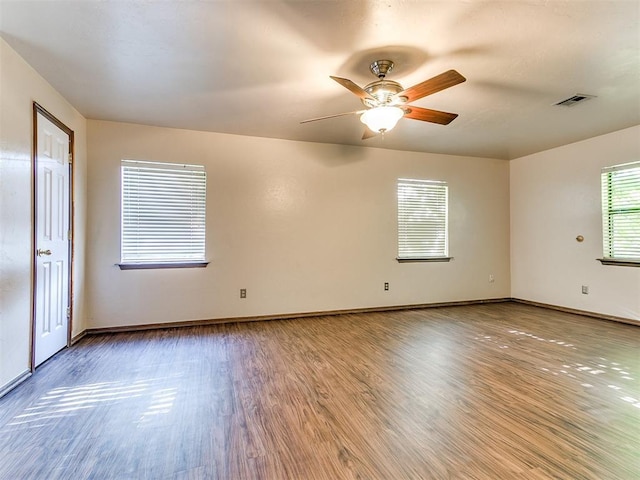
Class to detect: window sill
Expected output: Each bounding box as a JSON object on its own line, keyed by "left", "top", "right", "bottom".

{"left": 118, "top": 262, "right": 209, "bottom": 270}
{"left": 597, "top": 258, "right": 640, "bottom": 267}
{"left": 396, "top": 257, "right": 452, "bottom": 263}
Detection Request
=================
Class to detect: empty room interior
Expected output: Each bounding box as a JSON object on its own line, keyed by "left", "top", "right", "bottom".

{"left": 1, "top": 1, "right": 639, "bottom": 479}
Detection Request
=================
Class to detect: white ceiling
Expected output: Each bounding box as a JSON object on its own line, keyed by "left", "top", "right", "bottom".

{"left": 1, "top": 0, "right": 638, "bottom": 160}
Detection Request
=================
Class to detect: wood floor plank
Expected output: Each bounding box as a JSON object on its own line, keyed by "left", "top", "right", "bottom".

{"left": 0, "top": 302, "right": 638, "bottom": 479}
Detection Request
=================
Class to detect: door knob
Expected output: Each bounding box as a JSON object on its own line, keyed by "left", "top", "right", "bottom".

{"left": 37, "top": 249, "right": 52, "bottom": 257}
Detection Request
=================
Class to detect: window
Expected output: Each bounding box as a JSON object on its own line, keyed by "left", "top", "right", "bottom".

{"left": 601, "top": 161, "right": 640, "bottom": 264}
{"left": 397, "top": 178, "right": 449, "bottom": 261}
{"left": 120, "top": 160, "right": 207, "bottom": 268}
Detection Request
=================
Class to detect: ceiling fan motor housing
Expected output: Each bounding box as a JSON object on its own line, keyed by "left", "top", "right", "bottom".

{"left": 362, "top": 80, "right": 406, "bottom": 108}
{"left": 361, "top": 60, "right": 407, "bottom": 107}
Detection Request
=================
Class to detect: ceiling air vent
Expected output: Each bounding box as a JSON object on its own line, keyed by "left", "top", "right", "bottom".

{"left": 554, "top": 94, "right": 596, "bottom": 107}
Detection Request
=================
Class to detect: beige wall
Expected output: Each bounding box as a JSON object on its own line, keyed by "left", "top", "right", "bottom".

{"left": 511, "top": 125, "right": 640, "bottom": 322}
{"left": 0, "top": 39, "right": 88, "bottom": 392}
{"left": 86, "top": 120, "right": 511, "bottom": 328}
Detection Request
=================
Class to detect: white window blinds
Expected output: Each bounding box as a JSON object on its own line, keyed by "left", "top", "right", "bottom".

{"left": 397, "top": 179, "right": 448, "bottom": 259}
{"left": 601, "top": 161, "right": 640, "bottom": 260}
{"left": 121, "top": 160, "right": 206, "bottom": 264}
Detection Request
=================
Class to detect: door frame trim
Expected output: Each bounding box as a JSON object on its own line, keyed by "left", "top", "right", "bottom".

{"left": 31, "top": 102, "right": 75, "bottom": 371}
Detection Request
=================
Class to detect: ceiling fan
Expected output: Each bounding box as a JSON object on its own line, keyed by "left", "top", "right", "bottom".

{"left": 301, "top": 60, "right": 466, "bottom": 139}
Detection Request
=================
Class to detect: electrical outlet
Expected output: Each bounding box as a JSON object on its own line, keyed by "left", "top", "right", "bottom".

{"left": 384, "top": 282, "right": 389, "bottom": 291}
{"left": 240, "top": 288, "right": 247, "bottom": 298}
{"left": 489, "top": 274, "right": 495, "bottom": 283}
{"left": 581, "top": 285, "right": 589, "bottom": 295}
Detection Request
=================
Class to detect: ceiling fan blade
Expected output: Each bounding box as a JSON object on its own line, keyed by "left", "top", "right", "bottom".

{"left": 403, "top": 106, "right": 459, "bottom": 125}
{"left": 362, "top": 128, "right": 378, "bottom": 140}
{"left": 393, "top": 70, "right": 466, "bottom": 103}
{"left": 330, "top": 76, "right": 375, "bottom": 100}
{"left": 300, "top": 110, "right": 366, "bottom": 124}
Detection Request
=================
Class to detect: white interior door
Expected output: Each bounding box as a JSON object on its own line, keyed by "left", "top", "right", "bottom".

{"left": 34, "top": 111, "right": 71, "bottom": 367}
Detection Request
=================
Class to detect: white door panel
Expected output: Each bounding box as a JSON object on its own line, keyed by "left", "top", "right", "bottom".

{"left": 34, "top": 111, "right": 70, "bottom": 367}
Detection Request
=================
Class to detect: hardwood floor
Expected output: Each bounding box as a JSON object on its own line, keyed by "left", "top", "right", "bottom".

{"left": 0, "top": 302, "right": 638, "bottom": 479}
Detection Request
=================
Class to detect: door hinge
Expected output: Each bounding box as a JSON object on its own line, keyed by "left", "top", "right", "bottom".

{"left": 66, "top": 307, "right": 71, "bottom": 319}
{"left": 68, "top": 153, "right": 72, "bottom": 164}
{"left": 68, "top": 229, "right": 72, "bottom": 241}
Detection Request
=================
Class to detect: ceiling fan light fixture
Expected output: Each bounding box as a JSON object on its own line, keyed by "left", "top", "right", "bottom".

{"left": 360, "top": 106, "right": 404, "bottom": 133}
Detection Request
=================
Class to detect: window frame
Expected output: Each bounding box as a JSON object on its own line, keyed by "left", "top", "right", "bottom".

{"left": 396, "top": 178, "right": 451, "bottom": 263}
{"left": 118, "top": 159, "right": 208, "bottom": 270}
{"left": 598, "top": 161, "right": 640, "bottom": 267}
